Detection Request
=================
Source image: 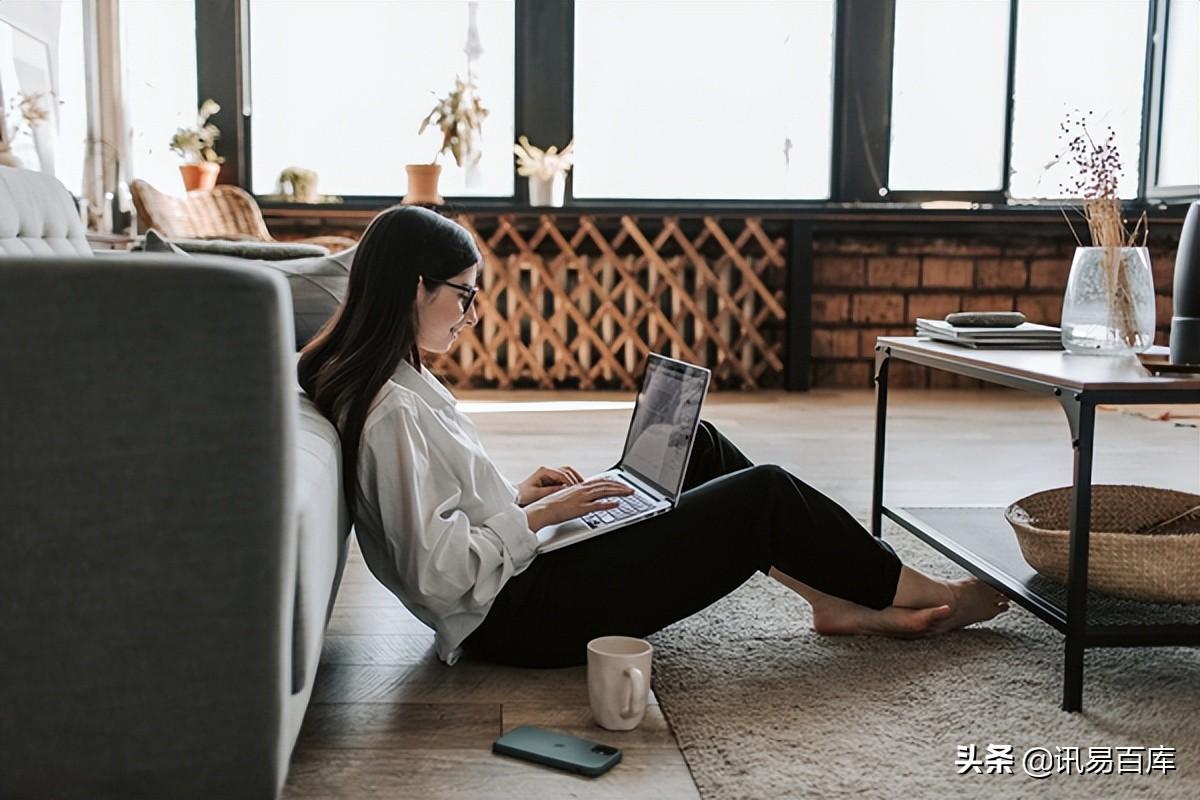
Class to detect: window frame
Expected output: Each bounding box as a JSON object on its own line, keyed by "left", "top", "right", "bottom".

{"left": 876, "top": 0, "right": 1017, "bottom": 205}
{"left": 1142, "top": 0, "right": 1200, "bottom": 201}
{"left": 193, "top": 0, "right": 1197, "bottom": 210}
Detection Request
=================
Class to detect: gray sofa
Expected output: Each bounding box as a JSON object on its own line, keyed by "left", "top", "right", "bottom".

{"left": 0, "top": 166, "right": 351, "bottom": 798}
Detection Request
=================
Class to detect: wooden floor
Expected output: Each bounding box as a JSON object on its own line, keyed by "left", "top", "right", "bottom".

{"left": 282, "top": 388, "right": 1199, "bottom": 799}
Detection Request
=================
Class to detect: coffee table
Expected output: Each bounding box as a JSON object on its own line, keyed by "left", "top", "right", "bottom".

{"left": 871, "top": 336, "right": 1200, "bottom": 711}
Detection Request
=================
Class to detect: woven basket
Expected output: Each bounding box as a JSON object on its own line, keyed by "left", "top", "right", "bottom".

{"left": 1005, "top": 485, "right": 1200, "bottom": 603}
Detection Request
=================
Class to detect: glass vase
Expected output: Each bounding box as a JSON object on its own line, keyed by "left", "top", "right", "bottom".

{"left": 1061, "top": 246, "right": 1156, "bottom": 356}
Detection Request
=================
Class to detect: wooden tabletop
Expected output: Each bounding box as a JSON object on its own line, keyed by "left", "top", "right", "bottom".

{"left": 878, "top": 337, "right": 1200, "bottom": 392}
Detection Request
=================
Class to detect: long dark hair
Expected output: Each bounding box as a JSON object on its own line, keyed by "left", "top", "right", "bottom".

{"left": 298, "top": 205, "right": 480, "bottom": 512}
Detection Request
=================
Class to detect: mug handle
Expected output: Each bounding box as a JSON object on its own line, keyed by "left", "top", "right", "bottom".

{"left": 621, "top": 666, "right": 647, "bottom": 719}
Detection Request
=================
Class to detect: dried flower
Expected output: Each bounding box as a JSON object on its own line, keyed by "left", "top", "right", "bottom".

{"left": 1, "top": 91, "right": 52, "bottom": 146}
{"left": 1050, "top": 110, "right": 1146, "bottom": 249}
{"left": 419, "top": 77, "right": 488, "bottom": 168}
{"left": 512, "top": 136, "right": 575, "bottom": 181}
{"left": 17, "top": 92, "right": 50, "bottom": 127}
{"left": 169, "top": 98, "right": 224, "bottom": 164}
{"left": 1052, "top": 109, "right": 1122, "bottom": 202}
{"left": 1051, "top": 110, "right": 1149, "bottom": 348}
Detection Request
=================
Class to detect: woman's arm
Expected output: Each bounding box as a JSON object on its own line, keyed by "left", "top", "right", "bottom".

{"left": 364, "top": 403, "right": 538, "bottom": 616}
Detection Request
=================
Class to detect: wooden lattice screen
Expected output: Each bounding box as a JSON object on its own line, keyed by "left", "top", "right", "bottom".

{"left": 424, "top": 214, "right": 789, "bottom": 390}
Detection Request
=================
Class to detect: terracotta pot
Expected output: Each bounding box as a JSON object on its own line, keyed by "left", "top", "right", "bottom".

{"left": 403, "top": 164, "right": 444, "bottom": 205}
{"left": 180, "top": 162, "right": 220, "bottom": 192}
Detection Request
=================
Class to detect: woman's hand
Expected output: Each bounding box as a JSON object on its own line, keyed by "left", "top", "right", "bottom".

{"left": 516, "top": 465, "right": 584, "bottom": 506}
{"left": 523, "top": 479, "right": 634, "bottom": 532}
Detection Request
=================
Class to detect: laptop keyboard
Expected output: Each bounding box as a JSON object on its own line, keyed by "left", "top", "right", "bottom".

{"left": 581, "top": 488, "right": 656, "bottom": 528}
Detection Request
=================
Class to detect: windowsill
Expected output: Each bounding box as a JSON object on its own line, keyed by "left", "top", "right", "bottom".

{"left": 257, "top": 196, "right": 1194, "bottom": 224}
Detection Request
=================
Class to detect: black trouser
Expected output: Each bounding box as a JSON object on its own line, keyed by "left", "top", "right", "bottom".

{"left": 462, "top": 420, "right": 903, "bottom": 668}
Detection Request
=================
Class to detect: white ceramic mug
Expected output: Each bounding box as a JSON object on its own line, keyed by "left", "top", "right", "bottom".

{"left": 587, "top": 636, "right": 652, "bottom": 731}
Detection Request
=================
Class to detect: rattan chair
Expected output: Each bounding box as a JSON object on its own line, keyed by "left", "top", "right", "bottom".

{"left": 130, "top": 180, "right": 356, "bottom": 253}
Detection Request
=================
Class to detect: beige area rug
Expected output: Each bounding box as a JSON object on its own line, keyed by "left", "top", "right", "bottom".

{"left": 648, "top": 523, "right": 1200, "bottom": 799}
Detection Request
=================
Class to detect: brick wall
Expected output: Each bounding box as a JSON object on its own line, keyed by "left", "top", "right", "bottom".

{"left": 811, "top": 232, "right": 1181, "bottom": 388}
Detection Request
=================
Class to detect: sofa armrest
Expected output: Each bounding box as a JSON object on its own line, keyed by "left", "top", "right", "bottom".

{"left": 0, "top": 256, "right": 299, "bottom": 799}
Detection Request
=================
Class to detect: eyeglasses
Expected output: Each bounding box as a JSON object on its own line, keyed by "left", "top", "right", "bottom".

{"left": 424, "top": 276, "right": 479, "bottom": 314}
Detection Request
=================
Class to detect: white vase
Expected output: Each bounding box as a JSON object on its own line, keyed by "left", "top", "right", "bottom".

{"left": 1060, "top": 246, "right": 1156, "bottom": 355}
{"left": 31, "top": 123, "right": 55, "bottom": 176}
{"left": 528, "top": 173, "right": 565, "bottom": 207}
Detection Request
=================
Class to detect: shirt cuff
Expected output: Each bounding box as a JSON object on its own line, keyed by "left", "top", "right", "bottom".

{"left": 483, "top": 504, "right": 538, "bottom": 572}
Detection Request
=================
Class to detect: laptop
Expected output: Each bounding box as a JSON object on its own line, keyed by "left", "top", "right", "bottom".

{"left": 536, "top": 354, "right": 712, "bottom": 553}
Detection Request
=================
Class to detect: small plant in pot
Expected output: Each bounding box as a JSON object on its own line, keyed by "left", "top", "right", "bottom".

{"left": 405, "top": 76, "right": 488, "bottom": 205}
{"left": 513, "top": 135, "right": 574, "bottom": 207}
{"left": 170, "top": 98, "right": 224, "bottom": 192}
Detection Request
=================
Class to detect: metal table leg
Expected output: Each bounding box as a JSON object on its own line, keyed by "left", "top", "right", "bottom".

{"left": 1058, "top": 393, "right": 1095, "bottom": 712}
{"left": 871, "top": 346, "right": 891, "bottom": 538}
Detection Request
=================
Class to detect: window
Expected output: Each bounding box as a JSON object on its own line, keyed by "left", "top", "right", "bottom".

{"left": 572, "top": 0, "right": 835, "bottom": 200}
{"left": 1008, "top": 0, "right": 1149, "bottom": 200}
{"left": 55, "top": 1, "right": 87, "bottom": 197}
{"left": 121, "top": 0, "right": 198, "bottom": 195}
{"left": 248, "top": 0, "right": 515, "bottom": 197}
{"left": 1156, "top": 0, "right": 1199, "bottom": 188}
{"left": 887, "top": 0, "right": 1010, "bottom": 192}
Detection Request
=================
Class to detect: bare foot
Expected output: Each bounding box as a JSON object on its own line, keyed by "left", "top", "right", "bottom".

{"left": 811, "top": 594, "right": 954, "bottom": 639}
{"left": 926, "top": 578, "right": 1010, "bottom": 634}
{"left": 810, "top": 579, "right": 1009, "bottom": 639}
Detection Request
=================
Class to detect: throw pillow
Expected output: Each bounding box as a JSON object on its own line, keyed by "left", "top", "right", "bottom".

{"left": 141, "top": 228, "right": 189, "bottom": 255}
{"left": 268, "top": 246, "right": 353, "bottom": 348}
{"left": 140, "top": 230, "right": 354, "bottom": 349}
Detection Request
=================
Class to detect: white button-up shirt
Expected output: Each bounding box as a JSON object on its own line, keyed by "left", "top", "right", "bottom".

{"left": 352, "top": 359, "right": 538, "bottom": 664}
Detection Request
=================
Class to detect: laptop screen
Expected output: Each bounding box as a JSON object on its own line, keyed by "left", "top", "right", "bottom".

{"left": 617, "top": 355, "right": 711, "bottom": 499}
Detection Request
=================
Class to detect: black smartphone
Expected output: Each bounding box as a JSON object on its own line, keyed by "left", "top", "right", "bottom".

{"left": 492, "top": 725, "right": 622, "bottom": 777}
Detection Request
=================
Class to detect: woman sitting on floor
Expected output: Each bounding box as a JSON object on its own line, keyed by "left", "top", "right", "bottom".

{"left": 298, "top": 206, "right": 1008, "bottom": 668}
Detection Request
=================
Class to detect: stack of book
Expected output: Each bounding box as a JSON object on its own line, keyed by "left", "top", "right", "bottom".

{"left": 915, "top": 318, "right": 1063, "bottom": 349}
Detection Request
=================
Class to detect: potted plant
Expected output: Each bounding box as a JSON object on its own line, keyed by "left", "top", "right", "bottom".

{"left": 277, "top": 166, "right": 321, "bottom": 203}
{"left": 405, "top": 77, "right": 489, "bottom": 205}
{"left": 1055, "top": 110, "right": 1154, "bottom": 356}
{"left": 170, "top": 98, "right": 224, "bottom": 192}
{"left": 513, "top": 135, "right": 574, "bottom": 207}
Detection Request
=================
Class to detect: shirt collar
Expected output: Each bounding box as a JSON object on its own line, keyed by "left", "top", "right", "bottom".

{"left": 392, "top": 358, "right": 456, "bottom": 410}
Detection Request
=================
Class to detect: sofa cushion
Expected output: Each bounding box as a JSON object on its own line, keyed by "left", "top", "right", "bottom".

{"left": 285, "top": 394, "right": 351, "bottom": 752}
{"left": 0, "top": 165, "right": 90, "bottom": 256}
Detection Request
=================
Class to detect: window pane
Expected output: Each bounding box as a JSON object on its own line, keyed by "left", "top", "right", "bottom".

{"left": 249, "top": 0, "right": 514, "bottom": 197}
{"left": 573, "top": 0, "right": 834, "bottom": 200}
{"left": 888, "top": 0, "right": 1009, "bottom": 191}
{"left": 121, "top": 0, "right": 198, "bottom": 195}
{"left": 1009, "top": 0, "right": 1148, "bottom": 200}
{"left": 56, "top": 1, "right": 88, "bottom": 197}
{"left": 1158, "top": 0, "right": 1199, "bottom": 187}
